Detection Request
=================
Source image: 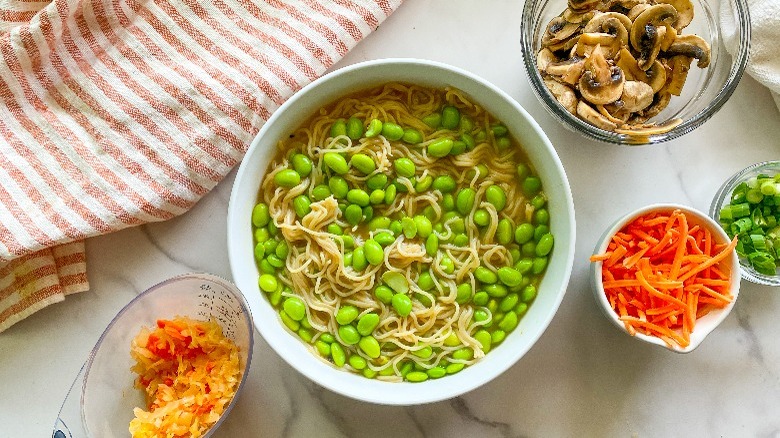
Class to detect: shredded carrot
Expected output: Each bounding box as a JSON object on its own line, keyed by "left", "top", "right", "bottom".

{"left": 592, "top": 209, "right": 736, "bottom": 349}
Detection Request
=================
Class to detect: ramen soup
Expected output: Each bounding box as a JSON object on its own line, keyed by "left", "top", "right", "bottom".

{"left": 250, "top": 83, "right": 554, "bottom": 382}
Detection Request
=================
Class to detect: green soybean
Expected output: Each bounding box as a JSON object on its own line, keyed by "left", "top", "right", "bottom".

{"left": 485, "top": 185, "right": 507, "bottom": 211}
{"left": 258, "top": 274, "right": 278, "bottom": 292}
{"left": 425, "top": 234, "right": 439, "bottom": 256}
{"left": 497, "top": 219, "right": 513, "bottom": 245}
{"left": 427, "top": 138, "right": 453, "bottom": 158}
{"left": 491, "top": 124, "right": 508, "bottom": 137}
{"left": 350, "top": 153, "right": 375, "bottom": 175}
{"left": 346, "top": 117, "right": 364, "bottom": 140}
{"left": 375, "top": 232, "right": 396, "bottom": 247}
{"left": 474, "top": 329, "right": 492, "bottom": 353}
{"left": 427, "top": 366, "right": 446, "bottom": 379}
{"left": 516, "top": 163, "right": 529, "bottom": 180}
{"left": 401, "top": 217, "right": 417, "bottom": 239}
{"left": 328, "top": 176, "right": 349, "bottom": 199}
{"left": 349, "top": 355, "right": 367, "bottom": 370}
{"left": 330, "top": 119, "right": 347, "bottom": 138}
{"left": 394, "top": 158, "right": 416, "bottom": 178}
{"left": 291, "top": 154, "right": 313, "bottom": 178}
{"left": 515, "top": 223, "right": 534, "bottom": 244}
{"left": 311, "top": 184, "right": 331, "bottom": 201}
{"left": 514, "top": 258, "right": 533, "bottom": 274}
{"left": 283, "top": 297, "right": 306, "bottom": 321}
{"left": 357, "top": 313, "right": 380, "bottom": 336}
{"left": 456, "top": 188, "right": 476, "bottom": 214}
{"left": 330, "top": 342, "right": 346, "bottom": 367}
{"left": 402, "top": 128, "right": 423, "bottom": 144}
{"left": 345, "top": 204, "right": 363, "bottom": 226}
{"left": 352, "top": 246, "right": 367, "bottom": 271}
{"left": 406, "top": 371, "right": 429, "bottom": 382}
{"left": 363, "top": 204, "right": 375, "bottom": 222}
{"left": 280, "top": 310, "right": 300, "bottom": 331}
{"left": 534, "top": 225, "right": 550, "bottom": 242}
{"left": 473, "top": 209, "right": 490, "bottom": 227}
{"left": 384, "top": 184, "right": 397, "bottom": 204}
{"left": 456, "top": 283, "right": 473, "bottom": 304}
{"left": 473, "top": 309, "right": 489, "bottom": 322}
{"left": 415, "top": 175, "right": 433, "bottom": 192}
{"left": 346, "top": 189, "right": 369, "bottom": 207}
{"left": 522, "top": 176, "right": 542, "bottom": 196}
{"left": 473, "top": 291, "right": 489, "bottom": 306}
{"left": 441, "top": 106, "right": 461, "bottom": 129}
{"left": 382, "top": 271, "right": 409, "bottom": 293}
{"left": 252, "top": 203, "right": 270, "bottom": 227}
{"left": 267, "top": 254, "right": 285, "bottom": 268}
{"left": 450, "top": 140, "right": 467, "bottom": 155}
{"left": 499, "top": 311, "right": 519, "bottom": 331}
{"left": 358, "top": 336, "right": 381, "bottom": 358}
{"left": 365, "top": 119, "right": 383, "bottom": 138}
{"left": 440, "top": 255, "right": 455, "bottom": 274}
{"left": 343, "top": 251, "right": 353, "bottom": 267}
{"left": 521, "top": 285, "right": 537, "bottom": 302}
{"left": 338, "top": 325, "right": 361, "bottom": 345}
{"left": 293, "top": 195, "right": 311, "bottom": 218}
{"left": 298, "top": 328, "right": 314, "bottom": 343}
{"left": 324, "top": 153, "right": 350, "bottom": 175}
{"left": 422, "top": 113, "right": 441, "bottom": 128}
{"left": 375, "top": 285, "right": 394, "bottom": 304}
{"left": 259, "top": 259, "right": 276, "bottom": 275}
{"left": 453, "top": 233, "right": 469, "bottom": 247}
{"left": 485, "top": 284, "right": 508, "bottom": 298}
{"left": 461, "top": 133, "right": 476, "bottom": 150}
{"left": 536, "top": 233, "right": 554, "bottom": 256}
{"left": 392, "top": 293, "right": 413, "bottom": 317}
{"left": 368, "top": 216, "right": 391, "bottom": 231}
{"left": 533, "top": 256, "right": 548, "bottom": 274}
{"left": 535, "top": 208, "right": 550, "bottom": 225}
{"left": 496, "top": 137, "right": 511, "bottom": 151}
{"left": 367, "top": 174, "right": 388, "bottom": 191}
{"left": 417, "top": 271, "right": 435, "bottom": 291}
{"left": 364, "top": 239, "right": 384, "bottom": 266}
{"left": 336, "top": 305, "right": 359, "bottom": 325}
{"left": 253, "top": 241, "right": 267, "bottom": 263}
{"left": 474, "top": 266, "right": 497, "bottom": 284}
{"left": 432, "top": 175, "right": 456, "bottom": 193}
{"left": 275, "top": 241, "right": 290, "bottom": 259}
{"left": 412, "top": 345, "right": 433, "bottom": 359}
{"left": 263, "top": 239, "right": 278, "bottom": 255}
{"left": 452, "top": 347, "right": 474, "bottom": 361}
{"left": 442, "top": 194, "right": 455, "bottom": 211}
{"left": 382, "top": 122, "right": 404, "bottom": 141}
{"left": 363, "top": 368, "right": 377, "bottom": 378}
{"left": 341, "top": 235, "right": 355, "bottom": 249}
{"left": 315, "top": 340, "right": 331, "bottom": 357}
{"left": 274, "top": 169, "right": 301, "bottom": 188}
{"left": 497, "top": 267, "right": 522, "bottom": 287}
{"left": 491, "top": 330, "right": 507, "bottom": 345}
{"left": 369, "top": 189, "right": 385, "bottom": 205}
{"left": 446, "top": 363, "right": 465, "bottom": 374}
{"left": 254, "top": 227, "right": 270, "bottom": 244}
{"left": 500, "top": 294, "right": 519, "bottom": 312}
{"left": 531, "top": 194, "right": 547, "bottom": 209}
{"left": 414, "top": 216, "right": 433, "bottom": 238}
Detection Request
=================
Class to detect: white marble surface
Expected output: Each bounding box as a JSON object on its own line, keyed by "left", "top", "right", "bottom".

{"left": 3, "top": 1, "right": 780, "bottom": 437}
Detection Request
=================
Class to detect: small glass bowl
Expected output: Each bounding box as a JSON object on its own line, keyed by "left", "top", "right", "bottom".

{"left": 520, "top": 0, "right": 751, "bottom": 145}
{"left": 709, "top": 161, "right": 780, "bottom": 286}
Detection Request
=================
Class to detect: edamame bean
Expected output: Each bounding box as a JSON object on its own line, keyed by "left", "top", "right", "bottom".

{"left": 485, "top": 185, "right": 507, "bottom": 211}
{"left": 336, "top": 305, "right": 359, "bottom": 325}
{"left": 298, "top": 328, "right": 314, "bottom": 343}
{"left": 535, "top": 208, "right": 550, "bottom": 225}
{"left": 254, "top": 227, "right": 270, "bottom": 243}
{"left": 521, "top": 285, "right": 537, "bottom": 302}
{"left": 532, "top": 256, "right": 548, "bottom": 274}
{"left": 461, "top": 133, "right": 476, "bottom": 150}
{"left": 259, "top": 259, "right": 276, "bottom": 275}
{"left": 346, "top": 117, "right": 364, "bottom": 140}
{"left": 402, "top": 128, "right": 423, "bottom": 144}
{"left": 346, "top": 189, "right": 370, "bottom": 207}
{"left": 357, "top": 313, "right": 380, "bottom": 336}
{"left": 497, "top": 219, "right": 513, "bottom": 245}
{"left": 441, "top": 106, "right": 460, "bottom": 130}
{"left": 514, "top": 258, "right": 533, "bottom": 274}
{"left": 392, "top": 293, "right": 413, "bottom": 317}
{"left": 267, "top": 254, "right": 284, "bottom": 268}
{"left": 350, "top": 153, "right": 376, "bottom": 175}
{"left": 456, "top": 283, "right": 472, "bottom": 304}
{"left": 446, "top": 363, "right": 465, "bottom": 374}
{"left": 330, "top": 342, "right": 346, "bottom": 367}
{"left": 384, "top": 184, "right": 397, "bottom": 204}
{"left": 318, "top": 333, "right": 335, "bottom": 343}
{"left": 450, "top": 140, "right": 466, "bottom": 155}
{"left": 473, "top": 309, "right": 489, "bottom": 322}
{"left": 534, "top": 225, "right": 550, "bottom": 242}
{"left": 491, "top": 124, "right": 508, "bottom": 137}
{"left": 425, "top": 234, "right": 439, "bottom": 256}
{"left": 345, "top": 204, "right": 363, "bottom": 226}
{"left": 328, "top": 176, "right": 349, "bottom": 199}
{"left": 316, "top": 340, "right": 331, "bottom": 357}
{"left": 427, "top": 138, "right": 453, "bottom": 158}
{"left": 442, "top": 194, "right": 455, "bottom": 211}
{"left": 412, "top": 345, "right": 433, "bottom": 359}
{"left": 522, "top": 241, "right": 536, "bottom": 257}
{"left": 536, "top": 233, "right": 554, "bottom": 256}
{"left": 418, "top": 271, "right": 435, "bottom": 291}
{"left": 427, "top": 366, "right": 447, "bottom": 379}
{"left": 330, "top": 119, "right": 346, "bottom": 138}
{"left": 364, "top": 239, "right": 384, "bottom": 266}
{"left": 473, "top": 291, "right": 489, "bottom": 306}
{"left": 375, "top": 285, "right": 394, "bottom": 304}
{"left": 474, "top": 329, "right": 492, "bottom": 353}
{"left": 369, "top": 216, "right": 391, "bottom": 231}
{"left": 382, "top": 271, "right": 409, "bottom": 293}
{"left": 414, "top": 216, "right": 433, "bottom": 238}
{"left": 406, "top": 371, "right": 429, "bottom": 382}
{"left": 363, "top": 205, "right": 374, "bottom": 221}
{"left": 283, "top": 297, "right": 306, "bottom": 321}
{"left": 452, "top": 347, "right": 474, "bottom": 361}
{"left": 280, "top": 310, "right": 300, "bottom": 331}
{"left": 485, "top": 284, "right": 508, "bottom": 298}
{"left": 492, "top": 330, "right": 507, "bottom": 344}
{"left": 369, "top": 189, "right": 385, "bottom": 205}
{"left": 258, "top": 274, "right": 278, "bottom": 292}
{"left": 401, "top": 217, "right": 417, "bottom": 239}
{"left": 440, "top": 255, "right": 455, "bottom": 274}
{"left": 349, "top": 355, "right": 367, "bottom": 370}
{"left": 496, "top": 137, "right": 511, "bottom": 151}
{"left": 350, "top": 245, "right": 370, "bottom": 270}
{"left": 382, "top": 122, "right": 404, "bottom": 141}
{"left": 456, "top": 188, "right": 476, "bottom": 214}
{"left": 312, "top": 184, "right": 331, "bottom": 201}
{"left": 275, "top": 240, "right": 289, "bottom": 259}
{"left": 499, "top": 311, "right": 519, "bottom": 331}
{"left": 253, "top": 241, "right": 267, "bottom": 263}
{"left": 291, "top": 154, "right": 313, "bottom": 177}
{"left": 500, "top": 294, "right": 519, "bottom": 312}
{"left": 324, "top": 152, "right": 350, "bottom": 174}
{"left": 514, "top": 223, "right": 534, "bottom": 244}
{"left": 341, "top": 235, "right": 355, "bottom": 249}
{"left": 422, "top": 113, "right": 441, "bottom": 128}
{"left": 293, "top": 195, "right": 311, "bottom": 218}
{"left": 338, "top": 325, "right": 361, "bottom": 345}
{"left": 367, "top": 174, "right": 388, "bottom": 191}
{"left": 432, "top": 175, "right": 456, "bottom": 193}
{"left": 365, "top": 119, "right": 383, "bottom": 137}
{"left": 394, "top": 157, "right": 416, "bottom": 178}
{"left": 415, "top": 175, "right": 433, "bottom": 192}
{"left": 363, "top": 368, "right": 377, "bottom": 378}
{"left": 509, "top": 248, "right": 522, "bottom": 264}
{"left": 473, "top": 209, "right": 490, "bottom": 227}
{"left": 474, "top": 266, "right": 497, "bottom": 284}
{"left": 374, "top": 232, "right": 396, "bottom": 247}
{"left": 252, "top": 203, "right": 270, "bottom": 227}
{"left": 497, "top": 267, "right": 522, "bottom": 287}
{"left": 343, "top": 251, "right": 353, "bottom": 267}
{"left": 358, "top": 336, "right": 381, "bottom": 358}
{"left": 274, "top": 169, "right": 301, "bottom": 188}
{"left": 522, "top": 176, "right": 541, "bottom": 195}
{"left": 531, "top": 194, "right": 547, "bottom": 209}
{"left": 453, "top": 233, "right": 469, "bottom": 247}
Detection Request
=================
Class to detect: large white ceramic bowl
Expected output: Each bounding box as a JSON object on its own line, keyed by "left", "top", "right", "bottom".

{"left": 227, "top": 58, "right": 576, "bottom": 405}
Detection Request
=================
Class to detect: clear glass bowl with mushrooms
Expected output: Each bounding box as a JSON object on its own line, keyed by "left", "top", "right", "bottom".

{"left": 521, "top": 0, "right": 751, "bottom": 145}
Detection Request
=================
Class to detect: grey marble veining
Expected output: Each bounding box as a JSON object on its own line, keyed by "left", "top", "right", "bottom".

{"left": 2, "top": 1, "right": 780, "bottom": 437}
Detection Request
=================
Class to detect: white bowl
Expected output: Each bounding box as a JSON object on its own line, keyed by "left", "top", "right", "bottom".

{"left": 227, "top": 58, "right": 576, "bottom": 404}
{"left": 590, "top": 204, "right": 740, "bottom": 353}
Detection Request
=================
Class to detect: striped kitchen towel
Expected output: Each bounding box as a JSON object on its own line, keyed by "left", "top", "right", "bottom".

{"left": 0, "top": 0, "right": 402, "bottom": 332}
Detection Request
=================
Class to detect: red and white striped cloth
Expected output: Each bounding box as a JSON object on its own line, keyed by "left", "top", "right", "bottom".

{"left": 0, "top": 0, "right": 402, "bottom": 332}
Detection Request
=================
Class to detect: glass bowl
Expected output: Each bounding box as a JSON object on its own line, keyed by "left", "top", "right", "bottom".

{"left": 520, "top": 0, "right": 751, "bottom": 145}
{"left": 591, "top": 204, "right": 740, "bottom": 352}
{"left": 709, "top": 161, "right": 780, "bottom": 286}
{"left": 53, "top": 273, "right": 254, "bottom": 438}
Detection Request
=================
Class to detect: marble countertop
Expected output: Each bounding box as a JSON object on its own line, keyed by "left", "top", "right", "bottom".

{"left": 3, "top": 1, "right": 780, "bottom": 437}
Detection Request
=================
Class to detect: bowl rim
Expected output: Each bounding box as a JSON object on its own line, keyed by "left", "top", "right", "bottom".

{"left": 227, "top": 57, "right": 577, "bottom": 404}
{"left": 80, "top": 273, "right": 254, "bottom": 437}
{"left": 591, "top": 203, "right": 741, "bottom": 353}
{"left": 520, "top": 0, "right": 752, "bottom": 145}
{"left": 709, "top": 160, "right": 780, "bottom": 286}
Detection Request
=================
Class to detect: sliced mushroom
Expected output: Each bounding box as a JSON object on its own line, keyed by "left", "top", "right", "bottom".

{"left": 620, "top": 81, "right": 655, "bottom": 112}
{"left": 660, "top": 23, "right": 677, "bottom": 51}
{"left": 568, "top": 0, "right": 600, "bottom": 13}
{"left": 615, "top": 47, "right": 645, "bottom": 80}
{"left": 563, "top": 9, "right": 596, "bottom": 23}
{"left": 659, "top": 0, "right": 694, "bottom": 30}
{"left": 544, "top": 79, "right": 579, "bottom": 114}
{"left": 547, "top": 34, "right": 581, "bottom": 53}
{"left": 546, "top": 57, "right": 586, "bottom": 85}
{"left": 605, "top": 0, "right": 647, "bottom": 14}
{"left": 630, "top": 4, "right": 678, "bottom": 70}
{"left": 584, "top": 12, "right": 633, "bottom": 37}
{"left": 542, "top": 17, "right": 581, "bottom": 47}
{"left": 665, "top": 34, "right": 710, "bottom": 68}
{"left": 627, "top": 3, "right": 650, "bottom": 21}
{"left": 641, "top": 60, "right": 667, "bottom": 93}
{"left": 576, "top": 32, "right": 624, "bottom": 58}
{"left": 666, "top": 55, "right": 693, "bottom": 95}
{"left": 615, "top": 118, "right": 683, "bottom": 136}
{"left": 579, "top": 47, "right": 625, "bottom": 104}
{"left": 597, "top": 104, "right": 631, "bottom": 124}
{"left": 641, "top": 91, "right": 672, "bottom": 118}
{"left": 577, "top": 100, "right": 619, "bottom": 130}
{"left": 537, "top": 48, "right": 558, "bottom": 72}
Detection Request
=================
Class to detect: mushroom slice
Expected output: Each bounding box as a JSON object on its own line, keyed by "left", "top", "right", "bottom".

{"left": 641, "top": 91, "right": 672, "bottom": 118}
{"left": 659, "top": 0, "right": 694, "bottom": 30}
{"left": 597, "top": 104, "right": 631, "bottom": 124}
{"left": 568, "top": 0, "right": 600, "bottom": 13}
{"left": 660, "top": 23, "right": 677, "bottom": 51}
{"left": 620, "top": 81, "right": 654, "bottom": 112}
{"left": 563, "top": 9, "right": 596, "bottom": 23}
{"left": 579, "top": 47, "right": 625, "bottom": 105}
{"left": 666, "top": 55, "right": 693, "bottom": 95}
{"left": 537, "top": 48, "right": 558, "bottom": 72}
{"left": 544, "top": 78, "right": 579, "bottom": 114}
{"left": 627, "top": 4, "right": 650, "bottom": 21}
{"left": 547, "top": 34, "right": 581, "bottom": 53}
{"left": 584, "top": 12, "right": 633, "bottom": 39}
{"left": 546, "top": 57, "right": 586, "bottom": 85}
{"left": 630, "top": 4, "right": 678, "bottom": 70}
{"left": 641, "top": 60, "right": 667, "bottom": 93}
{"left": 615, "top": 47, "right": 645, "bottom": 81}
{"left": 615, "top": 118, "right": 683, "bottom": 136}
{"left": 605, "top": 0, "right": 647, "bottom": 14}
{"left": 576, "top": 32, "right": 623, "bottom": 58}
{"left": 665, "top": 34, "right": 711, "bottom": 68}
{"left": 577, "top": 100, "right": 619, "bottom": 130}
{"left": 542, "top": 16, "right": 581, "bottom": 47}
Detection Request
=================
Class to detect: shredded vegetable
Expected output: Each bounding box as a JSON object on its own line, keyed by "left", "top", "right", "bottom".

{"left": 590, "top": 209, "right": 737, "bottom": 348}
{"left": 129, "top": 317, "right": 241, "bottom": 438}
